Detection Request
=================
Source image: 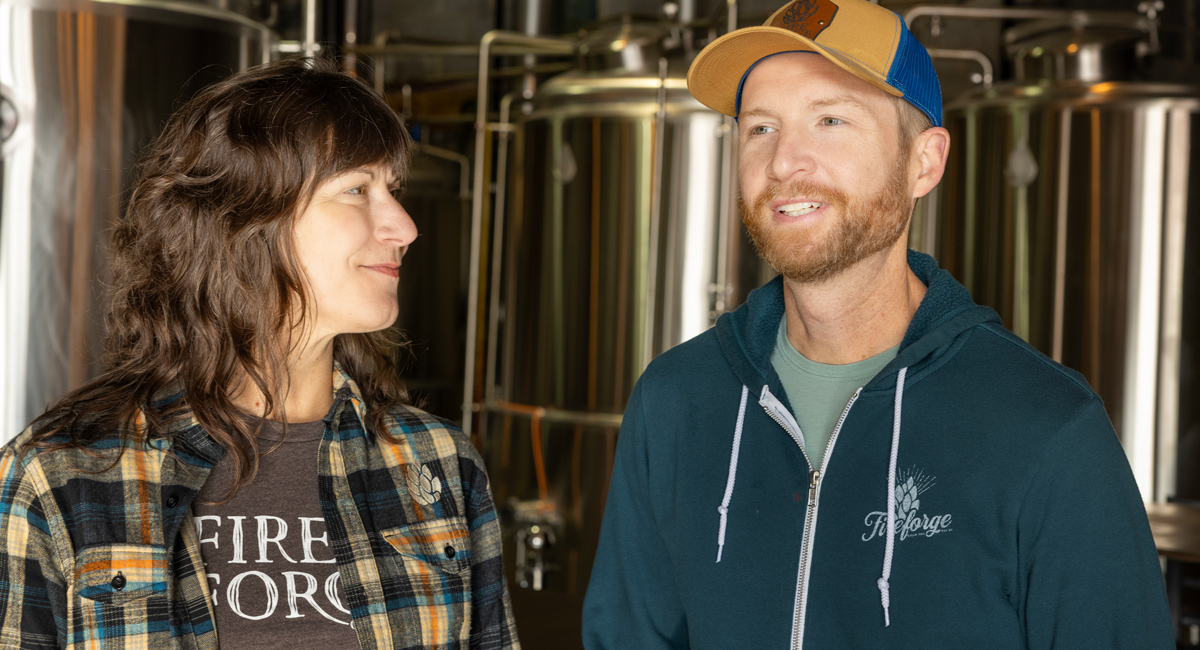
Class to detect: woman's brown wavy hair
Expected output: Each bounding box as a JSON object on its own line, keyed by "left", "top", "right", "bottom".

{"left": 28, "top": 57, "right": 413, "bottom": 494}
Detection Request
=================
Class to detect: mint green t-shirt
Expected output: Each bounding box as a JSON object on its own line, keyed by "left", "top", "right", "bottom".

{"left": 769, "top": 317, "right": 898, "bottom": 470}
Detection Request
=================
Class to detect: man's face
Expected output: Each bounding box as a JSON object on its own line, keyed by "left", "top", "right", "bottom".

{"left": 737, "top": 52, "right": 916, "bottom": 284}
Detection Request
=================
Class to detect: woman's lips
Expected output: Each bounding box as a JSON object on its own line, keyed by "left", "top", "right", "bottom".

{"left": 364, "top": 264, "right": 400, "bottom": 278}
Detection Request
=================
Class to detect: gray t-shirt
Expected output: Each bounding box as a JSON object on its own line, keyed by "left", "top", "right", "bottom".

{"left": 770, "top": 317, "right": 898, "bottom": 470}
{"left": 193, "top": 419, "right": 359, "bottom": 648}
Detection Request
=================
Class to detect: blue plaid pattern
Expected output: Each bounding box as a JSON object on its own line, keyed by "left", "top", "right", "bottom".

{"left": 0, "top": 367, "right": 520, "bottom": 649}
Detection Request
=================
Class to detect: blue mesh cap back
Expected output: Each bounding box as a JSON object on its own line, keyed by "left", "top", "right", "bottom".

{"left": 885, "top": 22, "right": 942, "bottom": 128}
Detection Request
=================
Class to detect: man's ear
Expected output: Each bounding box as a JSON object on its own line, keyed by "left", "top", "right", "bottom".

{"left": 910, "top": 127, "right": 950, "bottom": 200}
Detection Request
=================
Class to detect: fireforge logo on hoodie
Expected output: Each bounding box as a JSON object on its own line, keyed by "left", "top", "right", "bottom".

{"left": 861, "top": 466, "right": 953, "bottom": 542}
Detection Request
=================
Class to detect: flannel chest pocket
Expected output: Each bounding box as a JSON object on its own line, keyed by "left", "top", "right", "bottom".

{"left": 383, "top": 517, "right": 471, "bottom": 574}
{"left": 74, "top": 543, "right": 168, "bottom": 606}
{"left": 382, "top": 518, "right": 473, "bottom": 643}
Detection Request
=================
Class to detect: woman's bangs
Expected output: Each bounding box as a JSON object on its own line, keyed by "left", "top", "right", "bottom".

{"left": 325, "top": 96, "right": 411, "bottom": 184}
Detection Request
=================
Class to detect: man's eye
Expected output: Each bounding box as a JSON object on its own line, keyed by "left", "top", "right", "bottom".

{"left": 750, "top": 125, "right": 774, "bottom": 135}
{"left": 822, "top": 117, "right": 843, "bottom": 126}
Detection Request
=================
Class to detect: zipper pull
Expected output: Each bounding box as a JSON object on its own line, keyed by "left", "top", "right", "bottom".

{"left": 808, "top": 469, "right": 820, "bottom": 504}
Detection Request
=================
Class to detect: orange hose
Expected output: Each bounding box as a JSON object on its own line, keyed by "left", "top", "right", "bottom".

{"left": 494, "top": 401, "right": 550, "bottom": 504}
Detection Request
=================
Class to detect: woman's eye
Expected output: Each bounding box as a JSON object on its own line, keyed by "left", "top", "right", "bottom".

{"left": 390, "top": 187, "right": 405, "bottom": 201}
{"left": 345, "top": 185, "right": 367, "bottom": 195}
{"left": 821, "top": 117, "right": 843, "bottom": 126}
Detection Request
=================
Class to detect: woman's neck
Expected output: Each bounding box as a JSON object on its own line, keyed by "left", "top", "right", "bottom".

{"left": 231, "top": 337, "right": 336, "bottom": 423}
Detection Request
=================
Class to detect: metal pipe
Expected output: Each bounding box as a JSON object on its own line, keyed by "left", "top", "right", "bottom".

{"left": 462, "top": 30, "right": 575, "bottom": 435}
{"left": 303, "top": 0, "right": 317, "bottom": 59}
{"left": 413, "top": 144, "right": 470, "bottom": 201}
{"left": 904, "top": 6, "right": 1096, "bottom": 28}
{"left": 712, "top": 0, "right": 737, "bottom": 316}
{"left": 484, "top": 93, "right": 518, "bottom": 409}
{"left": 642, "top": 57, "right": 669, "bottom": 369}
{"left": 1156, "top": 108, "right": 1191, "bottom": 503}
{"left": 925, "top": 48, "right": 994, "bottom": 88}
{"left": 486, "top": 400, "right": 623, "bottom": 430}
{"left": 372, "top": 31, "right": 398, "bottom": 95}
{"left": 346, "top": 42, "right": 576, "bottom": 57}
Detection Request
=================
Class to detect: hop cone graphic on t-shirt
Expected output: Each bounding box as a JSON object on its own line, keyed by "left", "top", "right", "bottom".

{"left": 895, "top": 476, "right": 919, "bottom": 523}
{"left": 408, "top": 464, "right": 442, "bottom": 506}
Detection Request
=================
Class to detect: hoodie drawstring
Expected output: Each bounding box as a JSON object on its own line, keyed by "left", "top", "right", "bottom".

{"left": 877, "top": 366, "right": 908, "bottom": 627}
{"left": 716, "top": 385, "right": 749, "bottom": 563}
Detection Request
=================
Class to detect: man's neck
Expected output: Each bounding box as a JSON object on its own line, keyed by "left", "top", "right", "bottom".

{"left": 782, "top": 243, "right": 926, "bottom": 365}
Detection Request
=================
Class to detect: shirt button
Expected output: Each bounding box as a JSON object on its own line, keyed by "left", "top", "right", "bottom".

{"left": 111, "top": 573, "right": 126, "bottom": 590}
{"left": 165, "top": 495, "right": 178, "bottom": 508}
{"left": 444, "top": 545, "right": 456, "bottom": 559}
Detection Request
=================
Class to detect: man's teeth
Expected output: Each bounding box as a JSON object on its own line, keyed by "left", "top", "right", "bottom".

{"left": 778, "top": 202, "right": 821, "bottom": 217}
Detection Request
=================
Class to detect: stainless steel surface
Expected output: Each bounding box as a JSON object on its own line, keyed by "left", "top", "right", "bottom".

{"left": 499, "top": 62, "right": 735, "bottom": 413}
{"left": 463, "top": 30, "right": 576, "bottom": 437}
{"left": 477, "top": 26, "right": 753, "bottom": 596}
{"left": 920, "top": 71, "right": 1200, "bottom": 503}
{"left": 1006, "top": 18, "right": 1149, "bottom": 84}
{"left": 0, "top": 0, "right": 271, "bottom": 441}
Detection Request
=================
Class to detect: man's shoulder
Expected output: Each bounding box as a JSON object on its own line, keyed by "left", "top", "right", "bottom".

{"left": 643, "top": 327, "right": 727, "bottom": 382}
{"left": 967, "top": 321, "right": 1097, "bottom": 400}
{"left": 918, "top": 319, "right": 1106, "bottom": 441}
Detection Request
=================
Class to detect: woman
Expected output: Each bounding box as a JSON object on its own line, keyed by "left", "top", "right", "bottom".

{"left": 0, "top": 58, "right": 519, "bottom": 649}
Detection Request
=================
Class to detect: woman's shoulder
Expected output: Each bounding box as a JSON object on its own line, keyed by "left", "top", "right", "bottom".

{"left": 384, "top": 402, "right": 461, "bottom": 434}
{"left": 2, "top": 416, "right": 155, "bottom": 494}
{"left": 381, "top": 403, "right": 478, "bottom": 458}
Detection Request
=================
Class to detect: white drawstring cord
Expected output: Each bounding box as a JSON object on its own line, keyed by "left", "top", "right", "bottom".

{"left": 877, "top": 366, "right": 907, "bottom": 627}
{"left": 716, "top": 385, "right": 750, "bottom": 562}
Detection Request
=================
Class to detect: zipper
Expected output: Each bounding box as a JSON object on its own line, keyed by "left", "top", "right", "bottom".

{"left": 760, "top": 385, "right": 861, "bottom": 650}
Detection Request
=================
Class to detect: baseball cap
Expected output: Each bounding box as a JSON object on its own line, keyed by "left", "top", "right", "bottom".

{"left": 687, "top": 0, "right": 942, "bottom": 127}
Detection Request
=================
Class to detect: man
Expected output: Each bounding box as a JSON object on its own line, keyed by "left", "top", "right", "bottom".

{"left": 581, "top": 0, "right": 1174, "bottom": 648}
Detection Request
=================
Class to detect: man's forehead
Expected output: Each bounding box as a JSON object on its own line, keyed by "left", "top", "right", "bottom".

{"left": 744, "top": 52, "right": 881, "bottom": 93}
{"left": 740, "top": 55, "right": 891, "bottom": 114}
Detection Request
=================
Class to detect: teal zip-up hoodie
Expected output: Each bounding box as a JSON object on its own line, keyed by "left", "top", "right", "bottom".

{"left": 583, "top": 251, "right": 1173, "bottom": 649}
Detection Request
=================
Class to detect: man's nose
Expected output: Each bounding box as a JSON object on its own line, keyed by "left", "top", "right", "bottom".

{"left": 767, "top": 129, "right": 818, "bottom": 183}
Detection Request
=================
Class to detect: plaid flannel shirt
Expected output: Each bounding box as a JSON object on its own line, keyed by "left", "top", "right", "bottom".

{"left": 0, "top": 367, "right": 520, "bottom": 649}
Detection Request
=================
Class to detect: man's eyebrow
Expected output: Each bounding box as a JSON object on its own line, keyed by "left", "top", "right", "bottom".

{"left": 807, "top": 95, "right": 874, "bottom": 113}
{"left": 738, "top": 108, "right": 773, "bottom": 121}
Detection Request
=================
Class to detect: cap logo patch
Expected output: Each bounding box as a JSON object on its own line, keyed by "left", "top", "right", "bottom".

{"left": 772, "top": 0, "right": 839, "bottom": 39}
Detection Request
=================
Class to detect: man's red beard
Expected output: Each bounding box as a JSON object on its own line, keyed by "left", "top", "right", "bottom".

{"left": 739, "top": 154, "right": 913, "bottom": 284}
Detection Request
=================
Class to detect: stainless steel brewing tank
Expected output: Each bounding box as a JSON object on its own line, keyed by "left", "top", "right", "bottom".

{"left": 0, "top": 1, "right": 272, "bottom": 441}
{"left": 482, "top": 48, "right": 739, "bottom": 606}
{"left": 924, "top": 78, "right": 1200, "bottom": 503}
{"left": 502, "top": 64, "right": 731, "bottom": 411}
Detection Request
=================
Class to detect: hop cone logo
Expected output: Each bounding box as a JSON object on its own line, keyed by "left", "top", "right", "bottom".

{"left": 896, "top": 476, "right": 920, "bottom": 523}
{"left": 408, "top": 464, "right": 442, "bottom": 506}
{"left": 893, "top": 467, "right": 935, "bottom": 525}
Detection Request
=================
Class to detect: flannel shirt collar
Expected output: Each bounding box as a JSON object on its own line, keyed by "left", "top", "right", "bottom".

{"left": 141, "top": 362, "right": 375, "bottom": 464}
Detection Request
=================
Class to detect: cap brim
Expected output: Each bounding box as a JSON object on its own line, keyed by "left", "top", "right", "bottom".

{"left": 687, "top": 26, "right": 903, "bottom": 117}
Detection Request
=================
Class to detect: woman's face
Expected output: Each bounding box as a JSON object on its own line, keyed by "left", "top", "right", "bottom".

{"left": 292, "top": 164, "right": 417, "bottom": 341}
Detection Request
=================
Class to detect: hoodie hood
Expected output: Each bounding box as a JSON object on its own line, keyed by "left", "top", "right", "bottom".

{"left": 715, "top": 250, "right": 1000, "bottom": 407}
